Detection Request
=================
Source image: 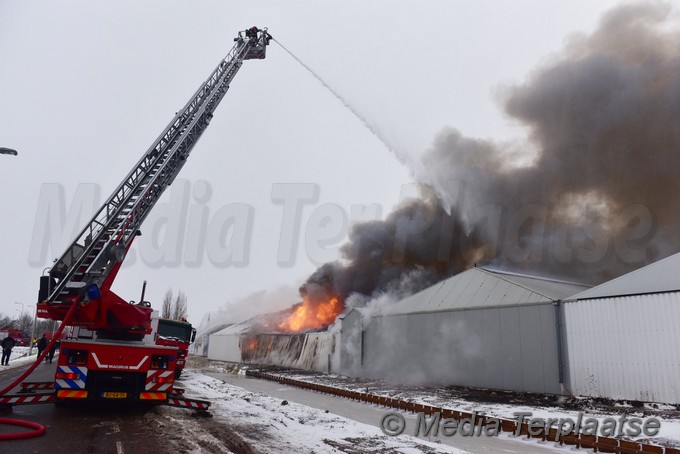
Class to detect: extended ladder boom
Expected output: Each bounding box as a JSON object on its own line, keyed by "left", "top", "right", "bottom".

{"left": 38, "top": 27, "right": 271, "bottom": 328}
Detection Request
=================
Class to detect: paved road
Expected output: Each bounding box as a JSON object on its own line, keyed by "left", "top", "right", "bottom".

{"left": 204, "top": 370, "right": 571, "bottom": 454}
{"left": 0, "top": 362, "right": 576, "bottom": 453}
{"left": 0, "top": 361, "right": 169, "bottom": 454}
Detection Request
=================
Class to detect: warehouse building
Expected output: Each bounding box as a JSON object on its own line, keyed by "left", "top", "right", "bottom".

{"left": 208, "top": 319, "right": 337, "bottom": 373}
{"left": 340, "top": 267, "right": 588, "bottom": 394}
{"left": 562, "top": 252, "right": 680, "bottom": 404}
{"left": 207, "top": 321, "right": 250, "bottom": 363}
{"left": 208, "top": 266, "right": 586, "bottom": 393}
{"left": 207, "top": 254, "right": 680, "bottom": 404}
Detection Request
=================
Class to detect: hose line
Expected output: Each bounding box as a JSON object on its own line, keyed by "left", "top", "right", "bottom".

{"left": 0, "top": 301, "right": 79, "bottom": 440}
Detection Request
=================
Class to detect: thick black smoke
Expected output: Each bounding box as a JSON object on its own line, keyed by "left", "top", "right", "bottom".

{"left": 305, "top": 2, "right": 680, "bottom": 301}
{"left": 304, "top": 188, "right": 490, "bottom": 301}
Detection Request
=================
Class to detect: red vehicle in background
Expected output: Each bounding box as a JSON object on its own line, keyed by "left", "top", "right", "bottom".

{"left": 44, "top": 330, "right": 68, "bottom": 341}
{"left": 156, "top": 319, "right": 195, "bottom": 379}
{"left": 0, "top": 328, "right": 31, "bottom": 346}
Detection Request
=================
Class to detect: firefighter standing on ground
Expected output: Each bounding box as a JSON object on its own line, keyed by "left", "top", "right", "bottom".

{"left": 1, "top": 334, "right": 16, "bottom": 365}
{"left": 48, "top": 339, "right": 59, "bottom": 363}
{"left": 37, "top": 334, "right": 47, "bottom": 358}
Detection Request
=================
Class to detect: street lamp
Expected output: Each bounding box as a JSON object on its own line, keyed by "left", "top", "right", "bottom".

{"left": 14, "top": 302, "right": 24, "bottom": 320}
{"left": 28, "top": 305, "right": 37, "bottom": 356}
{"left": 0, "top": 147, "right": 18, "bottom": 156}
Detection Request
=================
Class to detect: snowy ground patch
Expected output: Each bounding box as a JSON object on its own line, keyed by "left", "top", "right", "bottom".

{"left": 172, "top": 370, "right": 469, "bottom": 453}
{"left": 1, "top": 346, "right": 40, "bottom": 370}
{"left": 241, "top": 366, "right": 680, "bottom": 449}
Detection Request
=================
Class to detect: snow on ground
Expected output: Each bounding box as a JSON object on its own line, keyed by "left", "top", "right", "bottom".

{"left": 4, "top": 350, "right": 676, "bottom": 452}
{"left": 175, "top": 370, "right": 470, "bottom": 454}
{"left": 212, "top": 364, "right": 680, "bottom": 450}
{"left": 1, "top": 346, "right": 41, "bottom": 370}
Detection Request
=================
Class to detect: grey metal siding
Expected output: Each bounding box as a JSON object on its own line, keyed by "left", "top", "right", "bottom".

{"left": 499, "top": 307, "right": 522, "bottom": 389}
{"left": 519, "top": 305, "right": 544, "bottom": 391}
{"left": 359, "top": 304, "right": 561, "bottom": 394}
{"left": 563, "top": 292, "right": 680, "bottom": 404}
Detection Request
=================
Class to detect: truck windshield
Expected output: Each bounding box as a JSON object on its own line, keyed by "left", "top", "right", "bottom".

{"left": 158, "top": 320, "right": 192, "bottom": 342}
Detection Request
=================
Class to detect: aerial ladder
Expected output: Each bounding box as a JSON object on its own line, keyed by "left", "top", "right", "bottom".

{"left": 39, "top": 27, "right": 270, "bottom": 328}
{"left": 0, "top": 27, "right": 271, "bottom": 413}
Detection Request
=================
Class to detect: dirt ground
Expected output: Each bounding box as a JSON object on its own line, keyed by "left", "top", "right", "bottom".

{"left": 154, "top": 408, "right": 260, "bottom": 454}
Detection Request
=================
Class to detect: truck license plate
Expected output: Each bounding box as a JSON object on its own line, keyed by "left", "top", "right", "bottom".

{"left": 102, "top": 392, "right": 127, "bottom": 399}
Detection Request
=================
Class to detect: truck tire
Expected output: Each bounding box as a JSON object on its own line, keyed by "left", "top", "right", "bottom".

{"left": 174, "top": 368, "right": 182, "bottom": 380}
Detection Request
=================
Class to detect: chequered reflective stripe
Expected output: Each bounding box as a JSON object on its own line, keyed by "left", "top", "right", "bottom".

{"left": 57, "top": 390, "right": 88, "bottom": 399}
{"left": 54, "top": 365, "right": 87, "bottom": 390}
{"left": 167, "top": 398, "right": 210, "bottom": 410}
{"left": 140, "top": 392, "right": 166, "bottom": 400}
{"left": 21, "top": 382, "right": 54, "bottom": 390}
{"left": 0, "top": 394, "right": 54, "bottom": 405}
{"left": 145, "top": 370, "right": 173, "bottom": 391}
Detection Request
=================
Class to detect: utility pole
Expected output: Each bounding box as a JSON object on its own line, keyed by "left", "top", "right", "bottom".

{"left": 28, "top": 305, "right": 37, "bottom": 355}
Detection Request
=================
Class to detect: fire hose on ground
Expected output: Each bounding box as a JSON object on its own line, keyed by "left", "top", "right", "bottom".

{"left": 0, "top": 302, "right": 77, "bottom": 440}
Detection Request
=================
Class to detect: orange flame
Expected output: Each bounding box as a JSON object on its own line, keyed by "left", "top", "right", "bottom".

{"left": 246, "top": 338, "right": 257, "bottom": 351}
{"left": 241, "top": 335, "right": 259, "bottom": 361}
{"left": 278, "top": 297, "right": 343, "bottom": 332}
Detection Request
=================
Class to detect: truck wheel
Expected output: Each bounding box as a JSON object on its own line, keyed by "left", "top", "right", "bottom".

{"left": 174, "top": 369, "right": 182, "bottom": 380}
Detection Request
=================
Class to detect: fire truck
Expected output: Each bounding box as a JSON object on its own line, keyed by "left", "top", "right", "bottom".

{"left": 0, "top": 27, "right": 271, "bottom": 413}
{"left": 156, "top": 318, "right": 196, "bottom": 379}
{"left": 138, "top": 280, "right": 197, "bottom": 379}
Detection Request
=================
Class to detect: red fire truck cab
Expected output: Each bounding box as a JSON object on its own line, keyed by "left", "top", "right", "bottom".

{"left": 55, "top": 311, "right": 178, "bottom": 404}
{"left": 155, "top": 318, "right": 196, "bottom": 379}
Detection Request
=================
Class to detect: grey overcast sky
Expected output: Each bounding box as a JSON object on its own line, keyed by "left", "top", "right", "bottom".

{"left": 0, "top": 0, "right": 630, "bottom": 326}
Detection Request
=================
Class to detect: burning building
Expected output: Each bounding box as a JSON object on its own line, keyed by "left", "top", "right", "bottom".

{"left": 209, "top": 265, "right": 589, "bottom": 388}
{"left": 209, "top": 255, "right": 680, "bottom": 404}
{"left": 208, "top": 319, "right": 339, "bottom": 373}
{"left": 207, "top": 293, "right": 344, "bottom": 373}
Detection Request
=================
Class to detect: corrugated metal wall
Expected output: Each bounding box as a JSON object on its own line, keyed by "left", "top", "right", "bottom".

{"left": 208, "top": 331, "right": 336, "bottom": 373}
{"left": 297, "top": 332, "right": 334, "bottom": 373}
{"left": 563, "top": 292, "right": 680, "bottom": 404}
{"left": 359, "top": 304, "right": 561, "bottom": 394}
